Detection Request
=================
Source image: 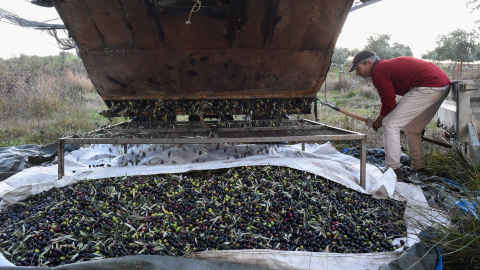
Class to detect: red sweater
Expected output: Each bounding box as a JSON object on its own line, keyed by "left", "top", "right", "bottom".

{"left": 371, "top": 57, "right": 451, "bottom": 116}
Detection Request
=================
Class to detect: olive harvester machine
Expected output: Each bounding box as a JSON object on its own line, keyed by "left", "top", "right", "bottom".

{"left": 437, "top": 80, "right": 480, "bottom": 163}
{"left": 39, "top": 0, "right": 368, "bottom": 187}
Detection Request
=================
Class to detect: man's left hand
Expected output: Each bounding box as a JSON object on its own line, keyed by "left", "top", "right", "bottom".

{"left": 366, "top": 117, "right": 375, "bottom": 129}
{"left": 373, "top": 119, "right": 382, "bottom": 131}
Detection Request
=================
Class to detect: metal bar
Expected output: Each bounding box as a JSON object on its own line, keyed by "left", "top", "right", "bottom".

{"left": 360, "top": 138, "right": 366, "bottom": 190}
{"left": 456, "top": 81, "right": 472, "bottom": 142}
{"left": 100, "top": 127, "right": 213, "bottom": 133}
{"left": 350, "top": 0, "right": 383, "bottom": 12}
{"left": 467, "top": 123, "right": 480, "bottom": 164}
{"left": 421, "top": 136, "right": 452, "bottom": 148}
{"left": 302, "top": 119, "right": 366, "bottom": 136}
{"left": 58, "top": 139, "right": 65, "bottom": 179}
{"left": 218, "top": 125, "right": 329, "bottom": 132}
{"left": 61, "top": 134, "right": 365, "bottom": 145}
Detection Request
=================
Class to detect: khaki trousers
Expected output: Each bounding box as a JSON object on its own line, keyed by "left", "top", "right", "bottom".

{"left": 382, "top": 84, "right": 451, "bottom": 170}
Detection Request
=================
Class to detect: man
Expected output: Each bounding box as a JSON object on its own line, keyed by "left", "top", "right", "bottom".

{"left": 349, "top": 50, "right": 451, "bottom": 180}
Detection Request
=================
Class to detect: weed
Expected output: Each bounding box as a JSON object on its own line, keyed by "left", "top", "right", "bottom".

{"left": 344, "top": 89, "right": 358, "bottom": 99}
{"left": 419, "top": 148, "right": 480, "bottom": 270}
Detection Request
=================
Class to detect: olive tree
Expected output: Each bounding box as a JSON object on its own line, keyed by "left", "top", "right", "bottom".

{"left": 466, "top": 0, "right": 480, "bottom": 30}
{"left": 468, "top": 0, "right": 480, "bottom": 12}
{"left": 331, "top": 47, "right": 353, "bottom": 67}
{"left": 422, "top": 29, "right": 479, "bottom": 62}
{"left": 364, "top": 34, "right": 413, "bottom": 59}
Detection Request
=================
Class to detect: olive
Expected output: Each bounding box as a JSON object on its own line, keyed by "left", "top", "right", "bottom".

{"left": 0, "top": 166, "right": 406, "bottom": 267}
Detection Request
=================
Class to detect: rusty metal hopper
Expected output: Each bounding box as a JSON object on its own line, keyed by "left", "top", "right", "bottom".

{"left": 51, "top": 0, "right": 354, "bottom": 117}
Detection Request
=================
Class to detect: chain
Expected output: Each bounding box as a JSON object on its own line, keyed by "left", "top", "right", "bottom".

{"left": 185, "top": 0, "right": 202, "bottom": 25}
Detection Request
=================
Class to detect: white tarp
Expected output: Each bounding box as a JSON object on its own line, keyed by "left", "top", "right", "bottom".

{"left": 0, "top": 143, "right": 393, "bottom": 203}
{"left": 0, "top": 142, "right": 435, "bottom": 269}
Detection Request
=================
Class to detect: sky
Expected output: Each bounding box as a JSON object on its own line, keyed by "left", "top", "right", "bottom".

{"left": 336, "top": 0, "right": 480, "bottom": 57}
{"left": 0, "top": 0, "right": 64, "bottom": 59}
{"left": 0, "top": 0, "right": 479, "bottom": 59}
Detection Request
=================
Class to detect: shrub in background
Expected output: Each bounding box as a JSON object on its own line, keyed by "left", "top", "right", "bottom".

{"left": 0, "top": 53, "right": 112, "bottom": 146}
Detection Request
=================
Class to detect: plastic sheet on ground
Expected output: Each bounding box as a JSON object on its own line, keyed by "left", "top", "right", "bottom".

{"left": 0, "top": 255, "right": 269, "bottom": 270}
{"left": 187, "top": 250, "right": 402, "bottom": 270}
{"left": 0, "top": 143, "right": 78, "bottom": 181}
{"left": 0, "top": 142, "right": 440, "bottom": 269}
{"left": 379, "top": 242, "right": 440, "bottom": 270}
{"left": 0, "top": 143, "right": 393, "bottom": 203}
{"left": 456, "top": 198, "right": 479, "bottom": 220}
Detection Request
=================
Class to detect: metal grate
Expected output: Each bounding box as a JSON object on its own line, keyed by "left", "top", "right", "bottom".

{"left": 218, "top": 126, "right": 348, "bottom": 138}
{"left": 57, "top": 119, "right": 367, "bottom": 188}
{"left": 82, "top": 120, "right": 351, "bottom": 139}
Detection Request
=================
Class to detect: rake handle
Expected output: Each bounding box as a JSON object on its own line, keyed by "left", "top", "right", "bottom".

{"left": 337, "top": 108, "right": 368, "bottom": 123}
{"left": 319, "top": 99, "right": 452, "bottom": 148}
{"left": 318, "top": 99, "right": 367, "bottom": 123}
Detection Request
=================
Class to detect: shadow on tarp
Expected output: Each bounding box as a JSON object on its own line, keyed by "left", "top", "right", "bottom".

{"left": 380, "top": 242, "right": 441, "bottom": 270}
{"left": 0, "top": 255, "right": 268, "bottom": 270}
{"left": 0, "top": 143, "right": 79, "bottom": 181}
{"left": 341, "top": 147, "right": 411, "bottom": 170}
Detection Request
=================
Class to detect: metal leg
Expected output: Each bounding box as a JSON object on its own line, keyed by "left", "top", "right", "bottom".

{"left": 467, "top": 123, "right": 480, "bottom": 164}
{"left": 360, "top": 138, "right": 366, "bottom": 190}
{"left": 302, "top": 143, "right": 305, "bottom": 151}
{"left": 58, "top": 139, "right": 65, "bottom": 180}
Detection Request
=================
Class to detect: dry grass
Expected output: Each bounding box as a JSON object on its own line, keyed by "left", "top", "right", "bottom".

{"left": 358, "top": 83, "right": 379, "bottom": 99}
{"left": 0, "top": 54, "right": 116, "bottom": 146}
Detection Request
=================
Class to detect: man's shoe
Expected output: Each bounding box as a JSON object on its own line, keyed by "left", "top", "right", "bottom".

{"left": 414, "top": 168, "right": 429, "bottom": 181}
{"left": 393, "top": 168, "right": 405, "bottom": 181}
{"left": 404, "top": 168, "right": 429, "bottom": 184}
{"left": 415, "top": 168, "right": 426, "bottom": 173}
